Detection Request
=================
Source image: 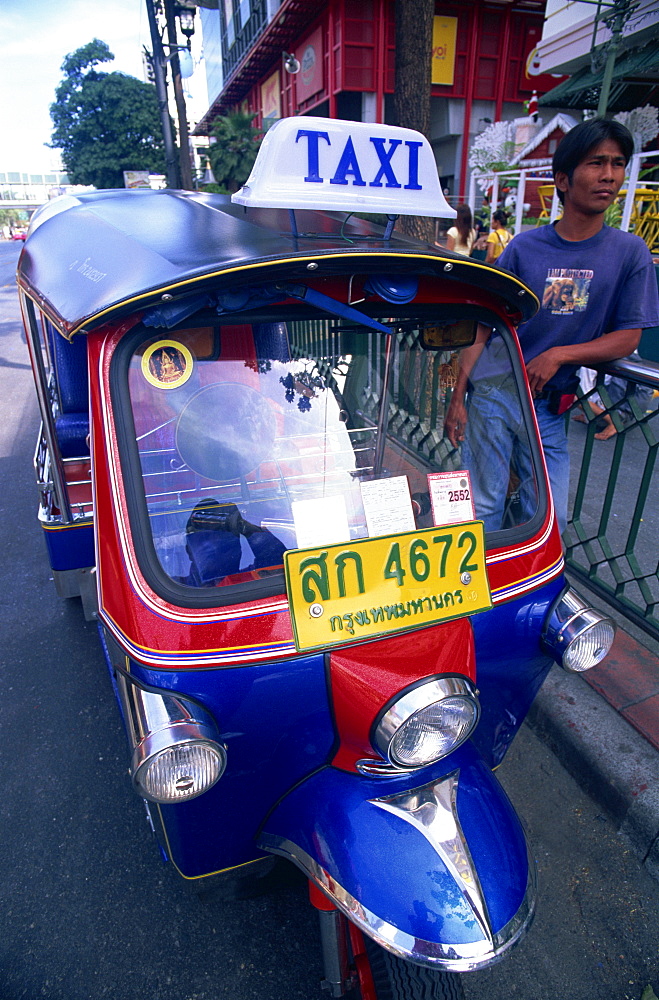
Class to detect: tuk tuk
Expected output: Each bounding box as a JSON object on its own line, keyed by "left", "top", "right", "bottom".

{"left": 17, "top": 117, "right": 615, "bottom": 1000}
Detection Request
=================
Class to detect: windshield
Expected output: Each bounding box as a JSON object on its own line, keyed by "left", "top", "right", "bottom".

{"left": 120, "top": 310, "right": 542, "bottom": 599}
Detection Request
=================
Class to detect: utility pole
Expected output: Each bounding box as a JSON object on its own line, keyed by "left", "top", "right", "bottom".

{"left": 145, "top": 0, "right": 180, "bottom": 188}
{"left": 164, "top": 0, "right": 195, "bottom": 190}
{"left": 595, "top": 0, "right": 638, "bottom": 116}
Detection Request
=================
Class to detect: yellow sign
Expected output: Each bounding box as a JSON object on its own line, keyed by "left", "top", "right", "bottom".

{"left": 261, "top": 69, "right": 281, "bottom": 123}
{"left": 284, "top": 522, "right": 491, "bottom": 652}
{"left": 432, "top": 16, "right": 458, "bottom": 87}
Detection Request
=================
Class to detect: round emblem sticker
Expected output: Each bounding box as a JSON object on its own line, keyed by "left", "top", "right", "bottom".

{"left": 142, "top": 340, "right": 193, "bottom": 389}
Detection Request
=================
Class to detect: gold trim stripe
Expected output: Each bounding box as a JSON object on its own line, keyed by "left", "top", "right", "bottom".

{"left": 19, "top": 250, "right": 539, "bottom": 339}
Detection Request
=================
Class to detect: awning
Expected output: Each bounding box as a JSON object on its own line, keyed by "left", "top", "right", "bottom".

{"left": 539, "top": 42, "right": 659, "bottom": 112}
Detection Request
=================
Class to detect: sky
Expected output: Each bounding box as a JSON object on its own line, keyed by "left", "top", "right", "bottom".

{"left": 0, "top": 0, "right": 207, "bottom": 175}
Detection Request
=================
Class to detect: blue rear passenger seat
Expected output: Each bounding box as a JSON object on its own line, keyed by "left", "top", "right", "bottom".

{"left": 47, "top": 324, "right": 90, "bottom": 458}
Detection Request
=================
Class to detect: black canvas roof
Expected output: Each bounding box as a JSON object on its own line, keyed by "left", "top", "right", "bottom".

{"left": 16, "top": 189, "right": 538, "bottom": 337}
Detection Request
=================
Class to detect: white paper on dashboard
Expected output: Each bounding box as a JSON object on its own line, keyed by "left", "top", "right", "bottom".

{"left": 292, "top": 495, "right": 350, "bottom": 548}
{"left": 360, "top": 476, "right": 416, "bottom": 537}
{"left": 428, "top": 470, "right": 475, "bottom": 525}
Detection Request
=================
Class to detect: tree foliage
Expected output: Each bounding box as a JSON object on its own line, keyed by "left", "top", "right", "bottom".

{"left": 207, "top": 113, "right": 263, "bottom": 193}
{"left": 468, "top": 122, "right": 516, "bottom": 175}
{"left": 50, "top": 39, "right": 167, "bottom": 189}
{"left": 0, "top": 209, "right": 28, "bottom": 228}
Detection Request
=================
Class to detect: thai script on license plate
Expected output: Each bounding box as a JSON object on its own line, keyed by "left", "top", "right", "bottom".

{"left": 284, "top": 521, "right": 491, "bottom": 652}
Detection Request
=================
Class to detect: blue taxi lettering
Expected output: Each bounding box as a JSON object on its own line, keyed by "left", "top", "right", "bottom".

{"left": 369, "top": 138, "right": 402, "bottom": 188}
{"left": 295, "top": 128, "right": 424, "bottom": 190}
{"left": 330, "top": 136, "right": 366, "bottom": 187}
{"left": 296, "top": 129, "right": 331, "bottom": 183}
{"left": 404, "top": 141, "right": 423, "bottom": 190}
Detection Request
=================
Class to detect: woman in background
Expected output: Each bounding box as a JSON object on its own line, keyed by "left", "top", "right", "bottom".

{"left": 446, "top": 204, "right": 477, "bottom": 256}
{"left": 485, "top": 209, "right": 513, "bottom": 264}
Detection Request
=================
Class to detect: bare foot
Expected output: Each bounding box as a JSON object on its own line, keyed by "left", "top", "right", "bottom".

{"left": 595, "top": 419, "right": 617, "bottom": 440}
{"left": 574, "top": 401, "right": 605, "bottom": 424}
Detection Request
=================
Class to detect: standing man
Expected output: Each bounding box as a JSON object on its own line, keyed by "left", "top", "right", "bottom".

{"left": 446, "top": 118, "right": 659, "bottom": 534}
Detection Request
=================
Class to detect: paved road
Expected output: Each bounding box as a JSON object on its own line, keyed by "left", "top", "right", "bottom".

{"left": 1, "top": 238, "right": 658, "bottom": 1000}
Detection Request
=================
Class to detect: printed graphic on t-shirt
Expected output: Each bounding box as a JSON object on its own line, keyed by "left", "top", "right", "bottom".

{"left": 542, "top": 268, "right": 593, "bottom": 314}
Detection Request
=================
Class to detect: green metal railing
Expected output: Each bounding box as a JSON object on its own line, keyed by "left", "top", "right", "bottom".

{"left": 565, "top": 355, "right": 659, "bottom": 641}
{"left": 288, "top": 316, "right": 659, "bottom": 640}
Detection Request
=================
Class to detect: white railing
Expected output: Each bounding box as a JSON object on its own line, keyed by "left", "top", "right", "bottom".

{"left": 468, "top": 148, "right": 659, "bottom": 242}
{"left": 467, "top": 168, "right": 558, "bottom": 235}
{"left": 620, "top": 148, "right": 659, "bottom": 233}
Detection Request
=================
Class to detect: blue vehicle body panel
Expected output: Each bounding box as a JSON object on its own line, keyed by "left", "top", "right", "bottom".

{"left": 117, "top": 652, "right": 337, "bottom": 879}
{"left": 102, "top": 581, "right": 563, "bottom": 880}
{"left": 258, "top": 742, "right": 529, "bottom": 944}
{"left": 470, "top": 577, "right": 564, "bottom": 767}
{"left": 43, "top": 522, "right": 94, "bottom": 571}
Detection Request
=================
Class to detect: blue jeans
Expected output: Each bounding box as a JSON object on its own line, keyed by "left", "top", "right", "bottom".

{"left": 462, "top": 376, "right": 568, "bottom": 535}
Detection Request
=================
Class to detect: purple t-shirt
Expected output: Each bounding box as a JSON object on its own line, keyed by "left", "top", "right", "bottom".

{"left": 497, "top": 223, "right": 659, "bottom": 390}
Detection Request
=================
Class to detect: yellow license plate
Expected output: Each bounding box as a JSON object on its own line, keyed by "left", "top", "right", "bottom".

{"left": 284, "top": 521, "right": 492, "bottom": 652}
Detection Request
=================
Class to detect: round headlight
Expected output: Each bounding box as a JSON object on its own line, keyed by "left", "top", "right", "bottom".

{"left": 373, "top": 678, "right": 480, "bottom": 769}
{"left": 135, "top": 741, "right": 226, "bottom": 803}
{"left": 543, "top": 589, "right": 616, "bottom": 673}
{"left": 563, "top": 619, "right": 615, "bottom": 672}
{"left": 390, "top": 697, "right": 479, "bottom": 766}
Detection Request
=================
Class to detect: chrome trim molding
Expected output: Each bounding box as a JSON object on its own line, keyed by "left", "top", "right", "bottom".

{"left": 371, "top": 771, "right": 490, "bottom": 943}
{"left": 604, "top": 356, "right": 659, "bottom": 385}
{"left": 258, "top": 772, "right": 536, "bottom": 972}
{"left": 23, "top": 297, "right": 73, "bottom": 524}
{"left": 53, "top": 567, "right": 98, "bottom": 621}
{"left": 542, "top": 588, "right": 616, "bottom": 672}
{"left": 355, "top": 757, "right": 420, "bottom": 777}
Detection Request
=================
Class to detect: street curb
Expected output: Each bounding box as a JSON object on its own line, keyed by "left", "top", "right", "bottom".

{"left": 526, "top": 664, "right": 659, "bottom": 879}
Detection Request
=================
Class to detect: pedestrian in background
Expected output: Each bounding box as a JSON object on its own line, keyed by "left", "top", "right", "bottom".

{"left": 445, "top": 117, "right": 659, "bottom": 534}
{"left": 445, "top": 204, "right": 477, "bottom": 256}
{"left": 486, "top": 209, "right": 512, "bottom": 264}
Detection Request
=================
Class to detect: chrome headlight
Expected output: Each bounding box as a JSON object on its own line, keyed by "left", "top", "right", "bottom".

{"left": 134, "top": 738, "right": 227, "bottom": 803}
{"left": 543, "top": 588, "right": 615, "bottom": 672}
{"left": 114, "top": 671, "right": 227, "bottom": 804}
{"left": 373, "top": 677, "right": 480, "bottom": 769}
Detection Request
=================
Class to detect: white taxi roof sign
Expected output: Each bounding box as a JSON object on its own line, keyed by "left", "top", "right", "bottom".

{"left": 232, "top": 117, "right": 456, "bottom": 219}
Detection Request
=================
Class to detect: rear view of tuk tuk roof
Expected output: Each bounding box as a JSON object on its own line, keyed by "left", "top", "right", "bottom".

{"left": 17, "top": 117, "right": 537, "bottom": 339}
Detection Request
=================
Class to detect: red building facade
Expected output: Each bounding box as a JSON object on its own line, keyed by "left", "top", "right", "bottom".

{"left": 196, "top": 0, "right": 562, "bottom": 198}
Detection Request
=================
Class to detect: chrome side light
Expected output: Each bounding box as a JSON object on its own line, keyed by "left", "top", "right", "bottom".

{"left": 542, "top": 588, "right": 615, "bottom": 673}
{"left": 373, "top": 677, "right": 480, "bottom": 769}
{"left": 133, "top": 736, "right": 227, "bottom": 804}
{"left": 115, "top": 673, "right": 227, "bottom": 803}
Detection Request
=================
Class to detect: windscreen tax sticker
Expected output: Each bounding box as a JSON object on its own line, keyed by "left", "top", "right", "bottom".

{"left": 141, "top": 340, "right": 194, "bottom": 389}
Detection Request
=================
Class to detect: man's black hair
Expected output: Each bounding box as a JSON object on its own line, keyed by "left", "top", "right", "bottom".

{"left": 552, "top": 117, "right": 634, "bottom": 204}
